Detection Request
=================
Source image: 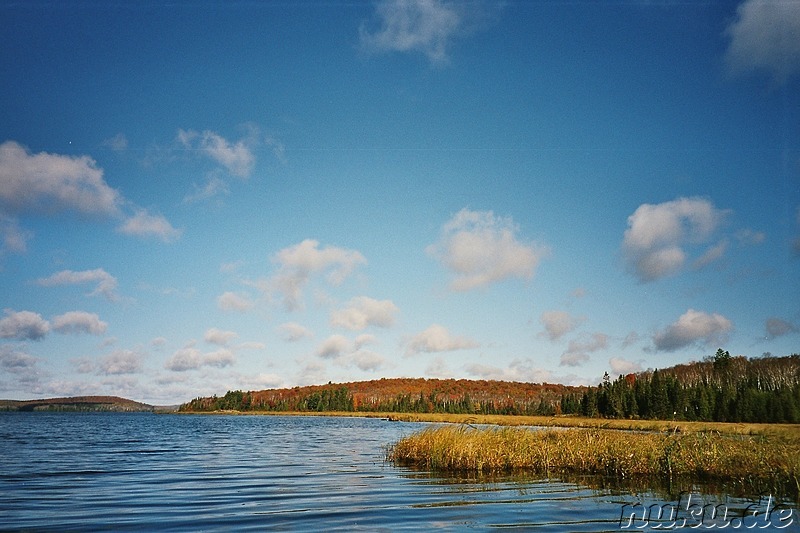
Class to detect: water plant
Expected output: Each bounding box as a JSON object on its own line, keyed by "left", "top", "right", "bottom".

{"left": 387, "top": 425, "right": 800, "bottom": 497}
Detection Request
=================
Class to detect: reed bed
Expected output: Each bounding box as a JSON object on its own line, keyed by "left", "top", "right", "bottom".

{"left": 388, "top": 425, "right": 800, "bottom": 491}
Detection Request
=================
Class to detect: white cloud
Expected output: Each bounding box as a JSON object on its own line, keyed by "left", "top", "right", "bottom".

{"left": 465, "top": 358, "right": 581, "bottom": 385}
{"left": 164, "top": 344, "right": 236, "bottom": 371}
{"left": 725, "top": 0, "right": 800, "bottom": 82}
{"left": 203, "top": 327, "right": 238, "bottom": 346}
{"left": 316, "top": 334, "right": 351, "bottom": 359}
{"left": 359, "top": 0, "right": 496, "bottom": 64}
{"left": 36, "top": 268, "right": 120, "bottom": 302}
{"left": 330, "top": 296, "right": 399, "bottom": 330}
{"left": 0, "top": 344, "right": 39, "bottom": 373}
{"left": 560, "top": 333, "right": 608, "bottom": 367}
{"left": 277, "top": 322, "right": 314, "bottom": 342}
{"left": 652, "top": 309, "right": 733, "bottom": 352}
{"left": 269, "top": 239, "right": 366, "bottom": 311}
{"left": 692, "top": 240, "right": 728, "bottom": 270}
{"left": 118, "top": 209, "right": 181, "bottom": 242}
{"left": 203, "top": 348, "right": 236, "bottom": 368}
{"left": 183, "top": 176, "right": 230, "bottom": 204}
{"left": 0, "top": 310, "right": 50, "bottom": 340}
{"left": 164, "top": 346, "right": 203, "bottom": 371}
{"left": 539, "top": 310, "right": 581, "bottom": 341}
{"left": 405, "top": 323, "right": 478, "bottom": 356}
{"left": 217, "top": 291, "right": 255, "bottom": 313}
{"left": 51, "top": 311, "right": 107, "bottom": 335}
{"left": 428, "top": 208, "right": 547, "bottom": 291}
{"left": 609, "top": 357, "right": 643, "bottom": 376}
{"left": 0, "top": 140, "right": 121, "bottom": 217}
{"left": 354, "top": 333, "right": 377, "bottom": 349}
{"left": 622, "top": 197, "right": 729, "bottom": 282}
{"left": 0, "top": 213, "right": 31, "bottom": 255}
{"left": 350, "top": 349, "right": 387, "bottom": 372}
{"left": 177, "top": 129, "right": 256, "bottom": 178}
{"left": 98, "top": 349, "right": 144, "bottom": 375}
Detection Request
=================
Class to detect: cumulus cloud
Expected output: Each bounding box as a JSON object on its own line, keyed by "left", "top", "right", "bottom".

{"left": 465, "top": 358, "right": 584, "bottom": 385}
{"left": 609, "top": 357, "right": 643, "bottom": 376}
{"left": 269, "top": 239, "right": 366, "bottom": 311}
{"left": 51, "top": 311, "right": 107, "bottom": 335}
{"left": 330, "top": 296, "right": 398, "bottom": 330}
{"left": 203, "top": 348, "right": 236, "bottom": 368}
{"left": 0, "top": 213, "right": 31, "bottom": 255}
{"left": 177, "top": 129, "right": 256, "bottom": 178}
{"left": 560, "top": 333, "right": 608, "bottom": 367}
{"left": 36, "top": 268, "right": 120, "bottom": 302}
{"left": 203, "top": 327, "right": 238, "bottom": 346}
{"left": 316, "top": 334, "right": 351, "bottom": 359}
{"left": 359, "top": 0, "right": 496, "bottom": 64}
{"left": 98, "top": 349, "right": 144, "bottom": 375}
{"left": 0, "top": 141, "right": 179, "bottom": 249}
{"left": 277, "top": 322, "right": 314, "bottom": 342}
{"left": 165, "top": 344, "right": 236, "bottom": 371}
{"left": 354, "top": 333, "right": 377, "bottom": 349}
{"left": 405, "top": 323, "right": 478, "bottom": 356}
{"left": 427, "top": 208, "right": 547, "bottom": 291}
{"left": 652, "top": 309, "right": 733, "bottom": 352}
{"left": 118, "top": 209, "right": 181, "bottom": 242}
{"left": 765, "top": 317, "right": 797, "bottom": 339}
{"left": 217, "top": 291, "right": 255, "bottom": 313}
{"left": 0, "top": 310, "right": 50, "bottom": 340}
{"left": 622, "top": 197, "right": 729, "bottom": 282}
{"left": 539, "top": 310, "right": 581, "bottom": 341}
{"left": 350, "top": 349, "right": 387, "bottom": 372}
{"left": 0, "top": 344, "right": 39, "bottom": 373}
{"left": 0, "top": 140, "right": 121, "bottom": 217}
{"left": 725, "top": 0, "right": 800, "bottom": 82}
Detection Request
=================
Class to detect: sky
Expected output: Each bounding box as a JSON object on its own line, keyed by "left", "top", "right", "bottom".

{"left": 0, "top": 0, "right": 799, "bottom": 405}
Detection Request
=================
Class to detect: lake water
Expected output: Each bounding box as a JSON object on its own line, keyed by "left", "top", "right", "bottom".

{"left": 0, "top": 412, "right": 796, "bottom": 531}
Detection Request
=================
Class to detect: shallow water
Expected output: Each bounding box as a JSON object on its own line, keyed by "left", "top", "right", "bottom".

{"left": 0, "top": 412, "right": 796, "bottom": 531}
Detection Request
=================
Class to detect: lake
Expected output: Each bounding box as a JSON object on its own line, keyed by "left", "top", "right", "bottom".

{"left": 0, "top": 412, "right": 796, "bottom": 531}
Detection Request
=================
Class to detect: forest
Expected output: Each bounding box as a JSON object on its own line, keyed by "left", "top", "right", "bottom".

{"left": 567, "top": 350, "right": 800, "bottom": 423}
{"left": 179, "top": 350, "right": 800, "bottom": 424}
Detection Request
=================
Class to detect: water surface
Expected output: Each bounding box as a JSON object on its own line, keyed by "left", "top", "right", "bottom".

{"left": 0, "top": 413, "right": 795, "bottom": 531}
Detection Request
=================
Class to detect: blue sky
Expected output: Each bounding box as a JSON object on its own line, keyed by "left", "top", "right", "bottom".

{"left": 1, "top": 0, "right": 798, "bottom": 405}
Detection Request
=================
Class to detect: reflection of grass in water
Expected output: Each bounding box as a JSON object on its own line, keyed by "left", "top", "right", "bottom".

{"left": 387, "top": 425, "right": 800, "bottom": 500}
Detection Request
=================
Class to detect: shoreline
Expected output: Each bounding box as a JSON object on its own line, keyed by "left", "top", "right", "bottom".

{"left": 176, "top": 409, "right": 800, "bottom": 439}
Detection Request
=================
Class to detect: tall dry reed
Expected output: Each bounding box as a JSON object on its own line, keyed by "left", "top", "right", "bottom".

{"left": 388, "top": 425, "right": 800, "bottom": 490}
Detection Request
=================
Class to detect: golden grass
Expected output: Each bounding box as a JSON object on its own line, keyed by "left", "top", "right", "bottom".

{"left": 387, "top": 425, "right": 800, "bottom": 494}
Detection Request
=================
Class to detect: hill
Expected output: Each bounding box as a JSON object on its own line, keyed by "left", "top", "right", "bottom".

{"left": 0, "top": 396, "right": 157, "bottom": 412}
{"left": 180, "top": 377, "right": 586, "bottom": 415}
{"left": 180, "top": 351, "right": 800, "bottom": 424}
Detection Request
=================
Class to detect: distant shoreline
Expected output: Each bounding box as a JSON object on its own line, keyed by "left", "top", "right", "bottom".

{"left": 175, "top": 409, "right": 800, "bottom": 438}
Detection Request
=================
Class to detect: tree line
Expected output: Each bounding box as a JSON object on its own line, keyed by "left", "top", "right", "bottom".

{"left": 180, "top": 351, "right": 800, "bottom": 424}
{"left": 562, "top": 350, "right": 800, "bottom": 423}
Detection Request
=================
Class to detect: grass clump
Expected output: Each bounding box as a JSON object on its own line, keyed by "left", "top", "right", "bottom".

{"left": 388, "top": 425, "right": 800, "bottom": 492}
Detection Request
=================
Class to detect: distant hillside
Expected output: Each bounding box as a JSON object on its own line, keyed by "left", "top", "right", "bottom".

{"left": 0, "top": 396, "right": 157, "bottom": 412}
{"left": 180, "top": 378, "right": 586, "bottom": 416}
{"left": 180, "top": 351, "right": 800, "bottom": 424}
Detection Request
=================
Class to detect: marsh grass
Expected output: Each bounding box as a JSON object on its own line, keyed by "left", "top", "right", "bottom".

{"left": 388, "top": 425, "right": 800, "bottom": 496}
